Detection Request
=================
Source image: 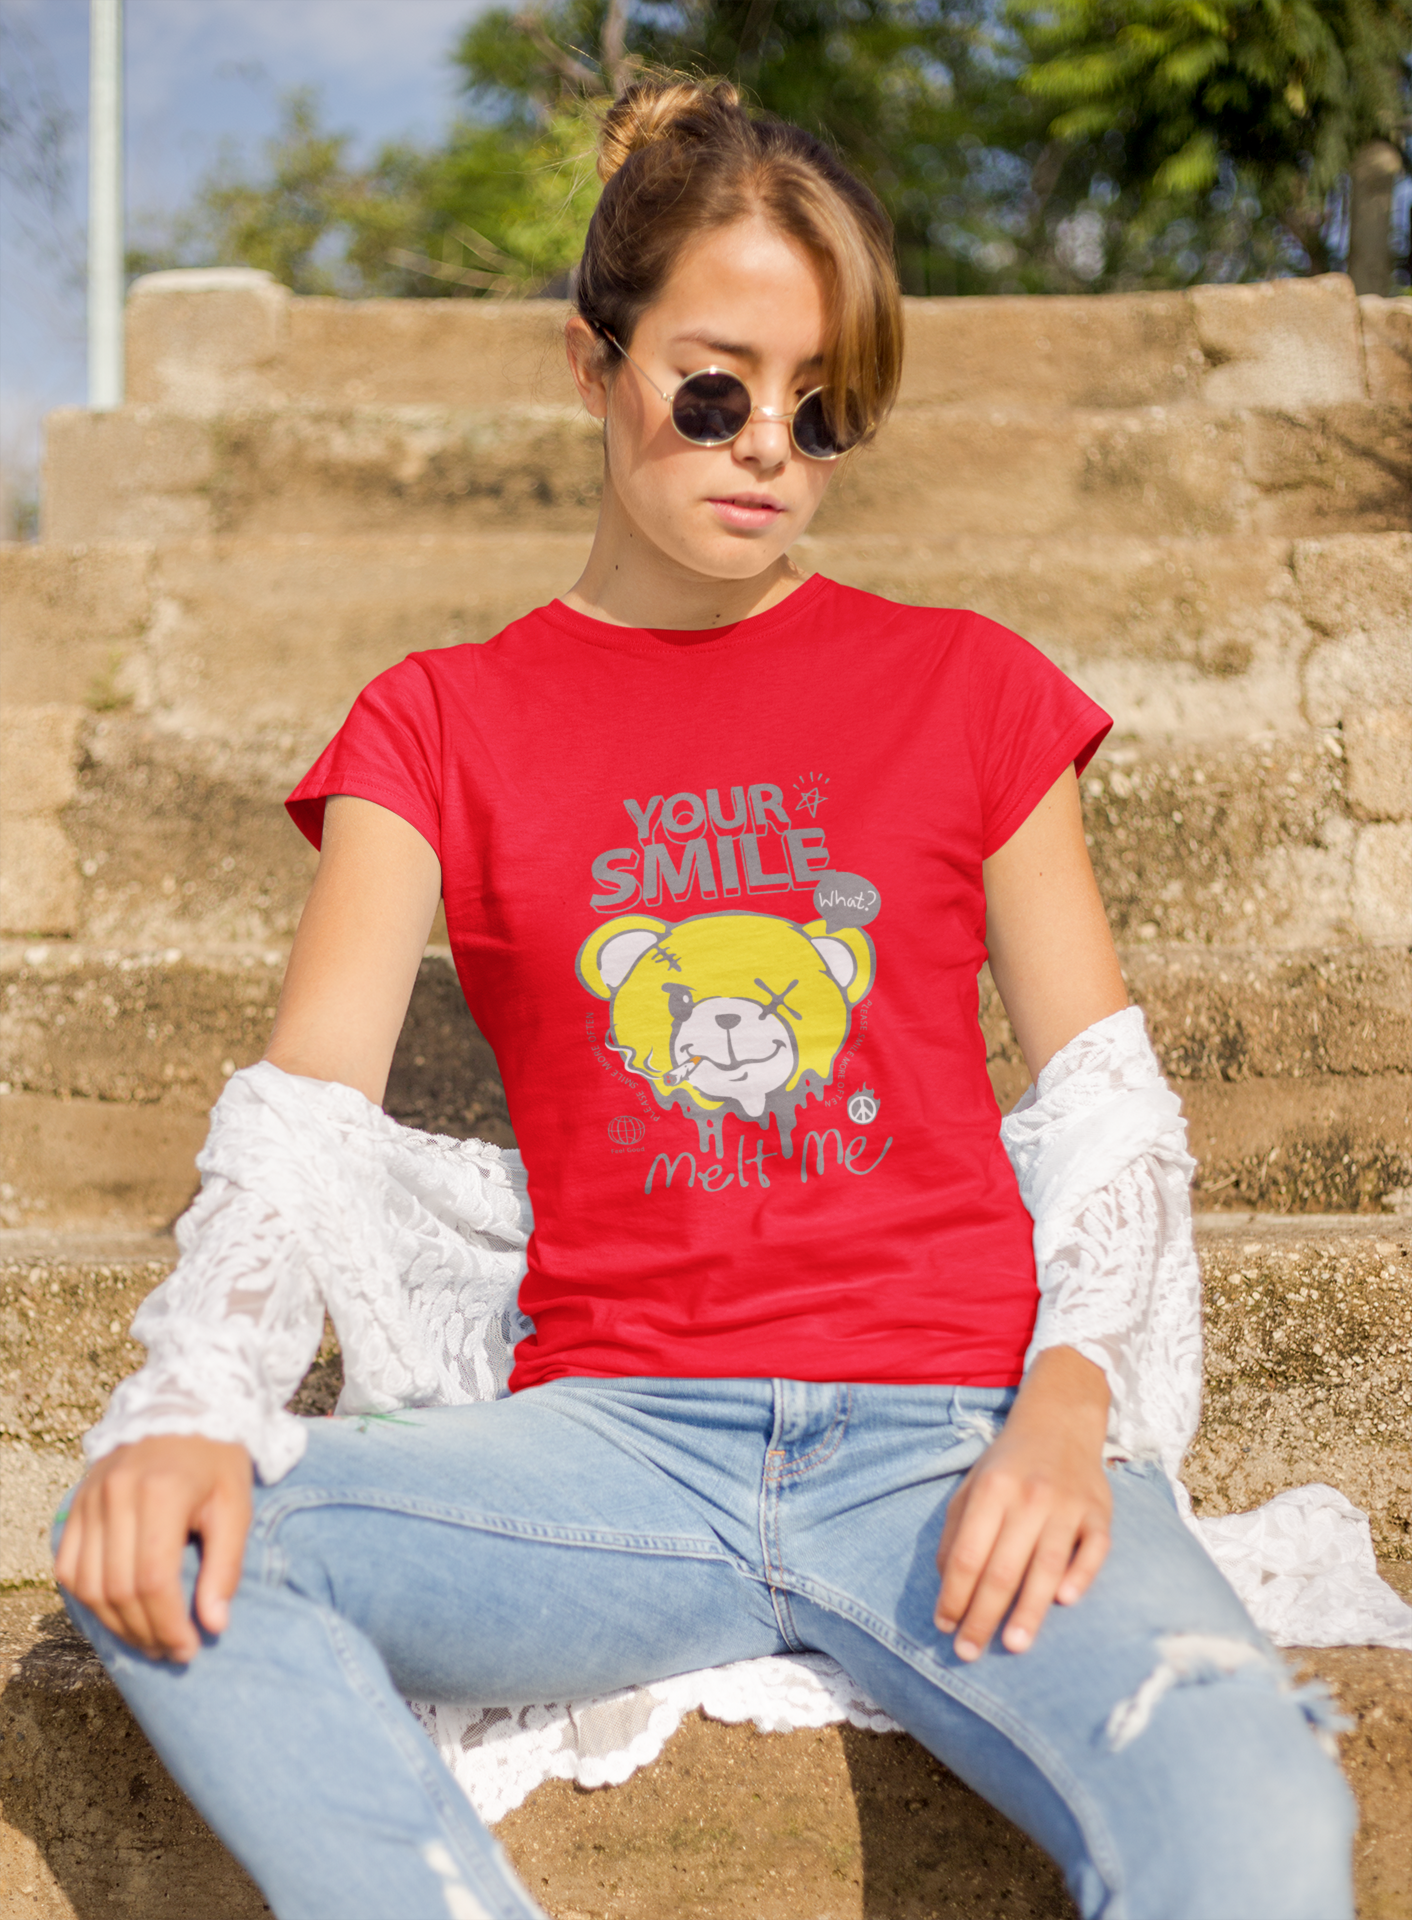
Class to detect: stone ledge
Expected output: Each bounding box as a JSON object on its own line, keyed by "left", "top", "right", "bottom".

{"left": 3, "top": 951, "right": 1409, "bottom": 1226}
{"left": 979, "top": 946, "right": 1412, "bottom": 1089}
{"left": 9, "top": 943, "right": 1405, "bottom": 1111}
{"left": 121, "top": 273, "right": 1376, "bottom": 417}
{"left": 0, "top": 950, "right": 506, "bottom": 1128}
{"left": 0, "top": 1097, "right": 210, "bottom": 1234}
{"left": 1178, "top": 1074, "right": 1411, "bottom": 1215}
{"left": 2, "top": 1580, "right": 1408, "bottom": 1919}
{"left": 7, "top": 532, "right": 1406, "bottom": 748}
{"left": 1187, "top": 1221, "right": 1412, "bottom": 1556}
{"left": 2, "top": 1223, "right": 1407, "bottom": 1554}
{"left": 4, "top": 719, "right": 1404, "bottom": 952}
{"left": 1079, "top": 740, "right": 1405, "bottom": 949}
{"left": 42, "top": 400, "right": 1412, "bottom": 545}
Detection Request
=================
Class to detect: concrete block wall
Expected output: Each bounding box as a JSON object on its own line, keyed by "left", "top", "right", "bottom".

{"left": 35, "top": 271, "right": 1412, "bottom": 551}
{"left": 2, "top": 266, "right": 1411, "bottom": 1919}
{"left": 2, "top": 269, "right": 1408, "bottom": 1237}
{"left": 113, "top": 268, "right": 1412, "bottom": 415}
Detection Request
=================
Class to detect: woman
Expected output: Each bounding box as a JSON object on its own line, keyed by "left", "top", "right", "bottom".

{"left": 55, "top": 79, "right": 1354, "bottom": 1920}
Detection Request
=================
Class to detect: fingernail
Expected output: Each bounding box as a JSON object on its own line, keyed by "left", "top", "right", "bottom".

{"left": 935, "top": 1614, "right": 957, "bottom": 1633}
{"left": 1004, "top": 1626, "right": 1031, "bottom": 1652}
{"left": 955, "top": 1638, "right": 979, "bottom": 1662}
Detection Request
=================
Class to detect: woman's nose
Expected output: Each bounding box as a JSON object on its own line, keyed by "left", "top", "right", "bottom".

{"left": 732, "top": 415, "right": 790, "bottom": 469}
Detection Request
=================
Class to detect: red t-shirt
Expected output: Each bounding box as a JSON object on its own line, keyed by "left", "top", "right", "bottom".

{"left": 287, "top": 577, "right": 1110, "bottom": 1392}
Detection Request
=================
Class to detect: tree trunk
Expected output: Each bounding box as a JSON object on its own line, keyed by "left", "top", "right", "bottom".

{"left": 601, "top": 0, "right": 630, "bottom": 96}
{"left": 1348, "top": 140, "right": 1404, "bottom": 296}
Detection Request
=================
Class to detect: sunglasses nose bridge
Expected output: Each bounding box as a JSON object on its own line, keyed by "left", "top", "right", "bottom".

{"left": 728, "top": 408, "right": 796, "bottom": 469}
{"left": 665, "top": 371, "right": 841, "bottom": 459}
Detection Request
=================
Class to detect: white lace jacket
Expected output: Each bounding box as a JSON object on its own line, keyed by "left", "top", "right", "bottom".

{"left": 84, "top": 1007, "right": 1412, "bottom": 1823}
{"left": 1002, "top": 1005, "right": 1203, "bottom": 1478}
{"left": 88, "top": 1069, "right": 532, "bottom": 1484}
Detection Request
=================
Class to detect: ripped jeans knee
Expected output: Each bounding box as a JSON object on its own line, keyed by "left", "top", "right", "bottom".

{"left": 1105, "top": 1631, "right": 1347, "bottom": 1758}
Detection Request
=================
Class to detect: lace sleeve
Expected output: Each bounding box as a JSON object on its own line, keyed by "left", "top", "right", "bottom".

{"left": 82, "top": 1062, "right": 532, "bottom": 1485}
{"left": 1000, "top": 1005, "right": 1203, "bottom": 1476}
{"left": 82, "top": 1172, "right": 325, "bottom": 1483}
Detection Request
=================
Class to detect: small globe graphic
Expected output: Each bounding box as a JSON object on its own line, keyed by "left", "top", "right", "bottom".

{"left": 608, "top": 1114, "right": 647, "bottom": 1147}
{"left": 847, "top": 1089, "right": 880, "bottom": 1125}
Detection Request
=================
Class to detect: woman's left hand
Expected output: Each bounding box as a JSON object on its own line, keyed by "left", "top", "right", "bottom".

{"left": 934, "top": 1345, "right": 1112, "bottom": 1661}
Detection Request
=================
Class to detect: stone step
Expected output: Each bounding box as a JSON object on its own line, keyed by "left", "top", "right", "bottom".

{"left": 0, "top": 950, "right": 511, "bottom": 1231}
{"left": 2, "top": 1488, "right": 1409, "bottom": 1919}
{"left": 4, "top": 530, "right": 1407, "bottom": 746}
{"left": 4, "top": 529, "right": 1405, "bottom": 943}
{"left": 811, "top": 528, "right": 1411, "bottom": 748}
{"left": 1184, "top": 1214, "right": 1412, "bottom": 1556}
{"left": 2, "top": 1217, "right": 1408, "bottom": 1571}
{"left": 1, "top": 947, "right": 1407, "bottom": 1229}
{"left": 3, "top": 1220, "right": 1410, "bottom": 1911}
{"left": 122, "top": 268, "right": 1409, "bottom": 418}
{"left": 41, "top": 395, "right": 1411, "bottom": 546}
{"left": 987, "top": 948, "right": 1412, "bottom": 1214}
{"left": 6, "top": 710, "right": 1409, "bottom": 949}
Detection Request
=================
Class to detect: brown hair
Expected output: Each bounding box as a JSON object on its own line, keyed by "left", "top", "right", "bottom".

{"left": 574, "top": 78, "right": 903, "bottom": 448}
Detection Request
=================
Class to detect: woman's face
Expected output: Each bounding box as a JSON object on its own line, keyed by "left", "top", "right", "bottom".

{"left": 569, "top": 215, "right": 839, "bottom": 584}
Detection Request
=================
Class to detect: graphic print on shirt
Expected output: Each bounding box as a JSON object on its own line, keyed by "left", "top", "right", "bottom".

{"left": 576, "top": 909, "right": 874, "bottom": 1159}
{"left": 574, "top": 773, "right": 883, "bottom": 1164}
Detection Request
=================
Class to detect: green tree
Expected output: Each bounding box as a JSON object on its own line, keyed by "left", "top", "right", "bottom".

{"left": 129, "top": 1, "right": 1412, "bottom": 302}
{"left": 128, "top": 82, "right": 608, "bottom": 299}
{"left": 129, "top": 90, "right": 370, "bottom": 292}
{"left": 450, "top": 0, "right": 1043, "bottom": 293}
{"left": 1010, "top": 0, "right": 1412, "bottom": 289}
{"left": 373, "top": 103, "right": 608, "bottom": 295}
{"left": 132, "top": 6, "right": 1043, "bottom": 299}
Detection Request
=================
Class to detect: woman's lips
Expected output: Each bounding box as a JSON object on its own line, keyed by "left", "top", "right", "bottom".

{"left": 707, "top": 495, "right": 786, "bottom": 530}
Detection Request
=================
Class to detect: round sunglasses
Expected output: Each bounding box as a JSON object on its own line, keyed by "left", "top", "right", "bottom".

{"left": 602, "top": 331, "right": 860, "bottom": 461}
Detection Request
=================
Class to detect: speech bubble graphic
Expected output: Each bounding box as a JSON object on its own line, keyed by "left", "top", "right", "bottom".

{"left": 813, "top": 871, "right": 881, "bottom": 932}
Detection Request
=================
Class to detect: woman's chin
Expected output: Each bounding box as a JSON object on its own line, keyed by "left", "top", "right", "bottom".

{"left": 666, "top": 527, "right": 797, "bottom": 584}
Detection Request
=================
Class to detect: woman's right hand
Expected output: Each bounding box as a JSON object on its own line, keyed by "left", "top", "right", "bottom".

{"left": 54, "top": 1435, "right": 253, "bottom": 1663}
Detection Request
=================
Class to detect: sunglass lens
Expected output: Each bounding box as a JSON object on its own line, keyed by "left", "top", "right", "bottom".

{"left": 791, "top": 390, "right": 853, "bottom": 460}
{"left": 673, "top": 372, "right": 752, "bottom": 444}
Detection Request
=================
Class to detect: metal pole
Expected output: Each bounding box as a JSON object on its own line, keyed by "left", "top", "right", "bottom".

{"left": 88, "top": 0, "right": 124, "bottom": 409}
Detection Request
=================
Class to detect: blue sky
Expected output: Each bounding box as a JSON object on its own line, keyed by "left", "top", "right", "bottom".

{"left": 0, "top": 0, "right": 485, "bottom": 481}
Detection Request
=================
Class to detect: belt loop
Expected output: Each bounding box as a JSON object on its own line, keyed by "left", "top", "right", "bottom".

{"left": 767, "top": 1378, "right": 786, "bottom": 1464}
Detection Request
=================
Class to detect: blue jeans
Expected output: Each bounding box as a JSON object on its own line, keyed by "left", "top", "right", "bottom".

{"left": 59, "top": 1380, "right": 1354, "bottom": 1920}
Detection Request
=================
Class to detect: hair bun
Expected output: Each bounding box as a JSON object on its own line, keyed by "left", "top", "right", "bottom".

{"left": 597, "top": 77, "right": 741, "bottom": 184}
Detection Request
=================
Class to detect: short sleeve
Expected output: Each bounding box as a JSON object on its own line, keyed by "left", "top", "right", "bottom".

{"left": 286, "top": 656, "right": 443, "bottom": 856}
{"left": 965, "top": 614, "right": 1112, "bottom": 858}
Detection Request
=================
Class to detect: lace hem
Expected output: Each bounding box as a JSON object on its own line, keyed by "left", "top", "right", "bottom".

{"left": 410, "top": 1654, "right": 902, "bottom": 1826}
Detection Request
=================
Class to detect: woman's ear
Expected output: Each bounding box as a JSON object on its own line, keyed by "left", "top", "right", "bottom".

{"left": 566, "top": 315, "right": 611, "bottom": 422}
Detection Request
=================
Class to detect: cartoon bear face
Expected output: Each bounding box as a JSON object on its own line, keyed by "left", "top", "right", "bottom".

{"left": 659, "top": 975, "right": 799, "bottom": 1115}
{"left": 576, "top": 910, "right": 874, "bottom": 1157}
